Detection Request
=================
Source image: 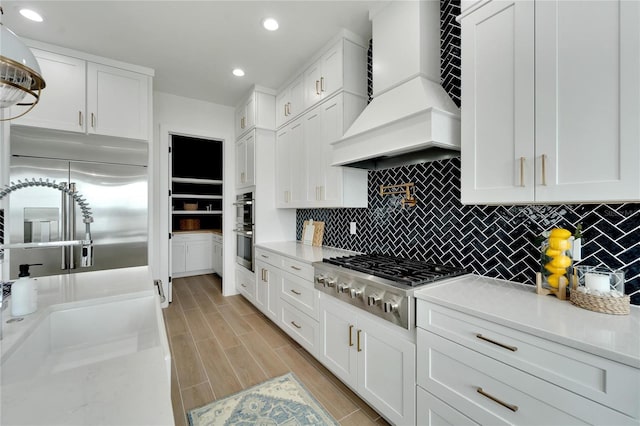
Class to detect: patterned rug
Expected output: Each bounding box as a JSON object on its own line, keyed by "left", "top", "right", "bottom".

{"left": 187, "top": 373, "right": 339, "bottom": 426}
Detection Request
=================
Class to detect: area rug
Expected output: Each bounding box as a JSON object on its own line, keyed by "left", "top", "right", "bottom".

{"left": 187, "top": 372, "right": 339, "bottom": 426}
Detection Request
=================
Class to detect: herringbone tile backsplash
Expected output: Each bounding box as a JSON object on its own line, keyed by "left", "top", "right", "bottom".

{"left": 297, "top": 158, "right": 640, "bottom": 304}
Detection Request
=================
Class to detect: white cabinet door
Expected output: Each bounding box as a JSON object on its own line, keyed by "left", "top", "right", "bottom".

{"left": 256, "top": 261, "right": 279, "bottom": 322}
{"left": 534, "top": 0, "right": 640, "bottom": 202}
{"left": 87, "top": 62, "right": 149, "bottom": 140}
{"left": 12, "top": 49, "right": 86, "bottom": 133}
{"left": 235, "top": 104, "right": 246, "bottom": 138}
{"left": 304, "top": 107, "right": 323, "bottom": 203}
{"left": 171, "top": 240, "right": 186, "bottom": 274}
{"left": 212, "top": 238, "right": 222, "bottom": 276}
{"left": 460, "top": 0, "right": 535, "bottom": 204}
{"left": 318, "top": 95, "right": 344, "bottom": 206}
{"left": 319, "top": 297, "right": 358, "bottom": 387}
{"left": 276, "top": 119, "right": 304, "bottom": 207}
{"left": 275, "top": 90, "right": 289, "bottom": 129}
{"left": 185, "top": 239, "right": 213, "bottom": 272}
{"left": 303, "top": 59, "right": 323, "bottom": 109}
{"left": 357, "top": 313, "right": 416, "bottom": 426}
{"left": 289, "top": 76, "right": 304, "bottom": 118}
{"left": 319, "top": 40, "right": 343, "bottom": 100}
{"left": 236, "top": 131, "right": 255, "bottom": 189}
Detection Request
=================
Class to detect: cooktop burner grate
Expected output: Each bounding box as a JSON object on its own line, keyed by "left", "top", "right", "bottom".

{"left": 323, "top": 253, "right": 467, "bottom": 287}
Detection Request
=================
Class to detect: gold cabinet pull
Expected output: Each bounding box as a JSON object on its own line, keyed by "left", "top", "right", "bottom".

{"left": 357, "top": 329, "right": 362, "bottom": 352}
{"left": 477, "top": 387, "right": 518, "bottom": 412}
{"left": 241, "top": 283, "right": 247, "bottom": 288}
{"left": 78, "top": 111, "right": 83, "bottom": 127}
{"left": 287, "top": 102, "right": 291, "bottom": 115}
{"left": 541, "top": 154, "right": 547, "bottom": 186}
{"left": 291, "top": 321, "right": 302, "bottom": 329}
{"left": 284, "top": 104, "right": 288, "bottom": 116}
{"left": 290, "top": 289, "right": 302, "bottom": 296}
{"left": 315, "top": 80, "right": 320, "bottom": 95}
{"left": 290, "top": 265, "right": 302, "bottom": 271}
{"left": 320, "top": 186, "right": 324, "bottom": 201}
{"left": 320, "top": 76, "right": 325, "bottom": 92}
{"left": 476, "top": 334, "right": 517, "bottom": 352}
{"left": 519, "top": 157, "right": 525, "bottom": 187}
{"left": 261, "top": 254, "right": 269, "bottom": 259}
{"left": 348, "top": 324, "right": 354, "bottom": 347}
{"left": 90, "top": 113, "right": 95, "bottom": 128}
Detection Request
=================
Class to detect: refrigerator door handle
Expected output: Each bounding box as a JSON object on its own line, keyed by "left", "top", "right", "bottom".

{"left": 69, "top": 182, "right": 76, "bottom": 269}
{"left": 61, "top": 182, "right": 68, "bottom": 270}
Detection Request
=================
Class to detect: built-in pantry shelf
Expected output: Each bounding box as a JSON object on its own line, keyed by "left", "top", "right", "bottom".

{"left": 172, "top": 177, "right": 222, "bottom": 185}
{"left": 171, "top": 194, "right": 223, "bottom": 200}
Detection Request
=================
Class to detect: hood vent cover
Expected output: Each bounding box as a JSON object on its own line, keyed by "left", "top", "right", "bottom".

{"left": 332, "top": 1, "right": 460, "bottom": 170}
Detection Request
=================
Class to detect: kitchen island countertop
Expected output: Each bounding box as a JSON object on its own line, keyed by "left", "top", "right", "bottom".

{"left": 415, "top": 274, "right": 640, "bottom": 368}
{"left": 1, "top": 266, "right": 173, "bottom": 425}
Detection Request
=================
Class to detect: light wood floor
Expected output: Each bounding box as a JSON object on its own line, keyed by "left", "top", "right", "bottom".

{"left": 164, "top": 274, "right": 390, "bottom": 426}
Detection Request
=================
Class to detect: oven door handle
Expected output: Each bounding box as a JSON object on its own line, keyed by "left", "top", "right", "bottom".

{"left": 233, "top": 201, "right": 253, "bottom": 206}
{"left": 234, "top": 229, "right": 253, "bottom": 236}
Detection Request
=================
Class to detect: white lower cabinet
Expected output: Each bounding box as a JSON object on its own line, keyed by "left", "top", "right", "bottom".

{"left": 212, "top": 234, "right": 223, "bottom": 277}
{"left": 236, "top": 266, "right": 256, "bottom": 301}
{"left": 171, "top": 232, "right": 213, "bottom": 277}
{"left": 255, "top": 260, "right": 279, "bottom": 322}
{"left": 416, "top": 299, "right": 639, "bottom": 425}
{"left": 319, "top": 294, "right": 415, "bottom": 426}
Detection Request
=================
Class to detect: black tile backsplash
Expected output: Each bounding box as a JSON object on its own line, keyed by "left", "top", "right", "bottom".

{"left": 297, "top": 158, "right": 640, "bottom": 304}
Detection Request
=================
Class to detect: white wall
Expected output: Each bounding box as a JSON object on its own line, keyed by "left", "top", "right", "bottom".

{"left": 151, "top": 91, "right": 237, "bottom": 299}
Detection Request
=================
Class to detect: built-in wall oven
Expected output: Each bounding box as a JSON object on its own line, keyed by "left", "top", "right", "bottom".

{"left": 234, "top": 192, "right": 254, "bottom": 272}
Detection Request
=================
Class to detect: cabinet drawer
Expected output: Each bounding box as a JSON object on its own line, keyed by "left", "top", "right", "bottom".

{"left": 417, "top": 300, "right": 640, "bottom": 418}
{"left": 236, "top": 268, "right": 256, "bottom": 300}
{"left": 255, "top": 248, "right": 280, "bottom": 268}
{"left": 172, "top": 232, "right": 211, "bottom": 243}
{"left": 280, "top": 256, "right": 314, "bottom": 281}
{"left": 280, "top": 271, "right": 318, "bottom": 320}
{"left": 417, "top": 386, "right": 479, "bottom": 426}
{"left": 418, "top": 330, "right": 635, "bottom": 425}
{"left": 280, "top": 300, "right": 318, "bottom": 356}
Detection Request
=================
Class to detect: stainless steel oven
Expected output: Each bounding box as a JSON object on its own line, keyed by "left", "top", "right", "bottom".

{"left": 234, "top": 192, "right": 254, "bottom": 272}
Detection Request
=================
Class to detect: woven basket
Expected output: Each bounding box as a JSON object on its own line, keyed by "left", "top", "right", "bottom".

{"left": 183, "top": 202, "right": 198, "bottom": 211}
{"left": 179, "top": 218, "right": 200, "bottom": 230}
{"left": 570, "top": 290, "right": 630, "bottom": 315}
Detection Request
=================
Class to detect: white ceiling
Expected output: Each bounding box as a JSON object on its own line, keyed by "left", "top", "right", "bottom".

{"left": 2, "top": 0, "right": 384, "bottom": 107}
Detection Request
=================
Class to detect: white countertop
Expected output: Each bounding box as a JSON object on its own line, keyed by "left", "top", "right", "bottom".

{"left": 255, "top": 241, "right": 358, "bottom": 263}
{"left": 1, "top": 266, "right": 174, "bottom": 425}
{"left": 415, "top": 274, "right": 640, "bottom": 368}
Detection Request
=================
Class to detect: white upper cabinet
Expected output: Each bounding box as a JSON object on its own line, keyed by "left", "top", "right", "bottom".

{"left": 87, "top": 62, "right": 150, "bottom": 140}
{"left": 235, "top": 131, "right": 255, "bottom": 189}
{"left": 234, "top": 87, "right": 276, "bottom": 139}
{"left": 12, "top": 45, "right": 152, "bottom": 141}
{"left": 276, "top": 93, "right": 368, "bottom": 209}
{"left": 276, "top": 34, "right": 367, "bottom": 128}
{"left": 460, "top": 0, "right": 640, "bottom": 204}
{"left": 275, "top": 75, "right": 304, "bottom": 129}
{"left": 12, "top": 49, "right": 86, "bottom": 133}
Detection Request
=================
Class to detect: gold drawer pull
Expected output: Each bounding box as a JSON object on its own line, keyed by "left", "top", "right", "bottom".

{"left": 541, "top": 154, "right": 547, "bottom": 186}
{"left": 241, "top": 283, "right": 247, "bottom": 288}
{"left": 290, "top": 289, "right": 302, "bottom": 296}
{"left": 476, "top": 334, "right": 517, "bottom": 352}
{"left": 519, "top": 157, "right": 525, "bottom": 187}
{"left": 348, "top": 324, "right": 354, "bottom": 347}
{"left": 290, "top": 265, "right": 302, "bottom": 271}
{"left": 477, "top": 387, "right": 518, "bottom": 412}
{"left": 261, "top": 254, "right": 269, "bottom": 259}
{"left": 291, "top": 321, "right": 302, "bottom": 329}
{"left": 357, "top": 329, "right": 362, "bottom": 352}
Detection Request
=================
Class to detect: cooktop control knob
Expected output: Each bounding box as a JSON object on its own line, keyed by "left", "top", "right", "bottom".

{"left": 315, "top": 275, "right": 326, "bottom": 285}
{"left": 349, "top": 288, "right": 362, "bottom": 299}
{"left": 383, "top": 300, "right": 398, "bottom": 313}
{"left": 367, "top": 294, "right": 381, "bottom": 306}
{"left": 325, "top": 278, "right": 337, "bottom": 288}
{"left": 337, "top": 283, "right": 350, "bottom": 293}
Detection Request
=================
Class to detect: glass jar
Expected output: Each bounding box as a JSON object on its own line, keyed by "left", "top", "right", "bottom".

{"left": 540, "top": 235, "right": 573, "bottom": 291}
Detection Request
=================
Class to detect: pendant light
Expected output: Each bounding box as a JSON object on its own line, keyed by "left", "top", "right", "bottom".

{"left": 0, "top": 6, "right": 45, "bottom": 121}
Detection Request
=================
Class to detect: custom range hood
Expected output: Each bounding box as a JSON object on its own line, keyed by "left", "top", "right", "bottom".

{"left": 332, "top": 1, "right": 460, "bottom": 170}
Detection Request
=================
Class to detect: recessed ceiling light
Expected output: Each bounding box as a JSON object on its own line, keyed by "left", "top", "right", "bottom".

{"left": 262, "top": 18, "right": 279, "bottom": 31}
{"left": 232, "top": 68, "right": 245, "bottom": 77}
{"left": 19, "top": 9, "right": 43, "bottom": 22}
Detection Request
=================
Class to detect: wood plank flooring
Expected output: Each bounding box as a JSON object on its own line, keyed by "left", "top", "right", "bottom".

{"left": 164, "top": 274, "right": 390, "bottom": 426}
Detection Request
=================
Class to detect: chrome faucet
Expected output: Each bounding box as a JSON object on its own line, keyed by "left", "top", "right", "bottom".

{"left": 0, "top": 178, "right": 94, "bottom": 267}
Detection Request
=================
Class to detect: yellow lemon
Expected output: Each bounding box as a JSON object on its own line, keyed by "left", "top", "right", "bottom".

{"left": 545, "top": 248, "right": 562, "bottom": 257}
{"left": 545, "top": 263, "right": 567, "bottom": 275}
{"left": 550, "top": 255, "right": 572, "bottom": 269}
{"left": 548, "top": 237, "right": 570, "bottom": 251}
{"left": 547, "top": 274, "right": 568, "bottom": 289}
{"left": 549, "top": 228, "right": 572, "bottom": 239}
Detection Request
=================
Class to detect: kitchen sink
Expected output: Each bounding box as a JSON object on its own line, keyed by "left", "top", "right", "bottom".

{"left": 1, "top": 294, "right": 169, "bottom": 386}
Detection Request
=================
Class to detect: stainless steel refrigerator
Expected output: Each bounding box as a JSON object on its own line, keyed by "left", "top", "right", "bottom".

{"left": 7, "top": 126, "right": 148, "bottom": 279}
